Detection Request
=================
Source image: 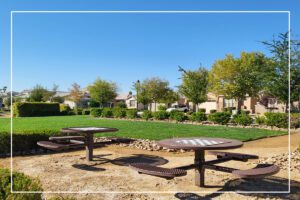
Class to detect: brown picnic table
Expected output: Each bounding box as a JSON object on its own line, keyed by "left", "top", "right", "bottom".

{"left": 131, "top": 137, "right": 279, "bottom": 187}
{"left": 61, "top": 127, "right": 118, "bottom": 161}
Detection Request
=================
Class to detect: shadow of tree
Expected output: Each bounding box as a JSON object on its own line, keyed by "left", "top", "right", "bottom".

{"left": 111, "top": 154, "right": 169, "bottom": 166}
{"left": 175, "top": 177, "right": 300, "bottom": 200}
{"left": 72, "top": 164, "right": 106, "bottom": 172}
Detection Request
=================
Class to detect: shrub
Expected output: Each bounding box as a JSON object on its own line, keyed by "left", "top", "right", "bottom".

{"left": 90, "top": 108, "right": 103, "bottom": 117}
{"left": 255, "top": 116, "right": 266, "bottom": 125}
{"left": 240, "top": 110, "right": 250, "bottom": 115}
{"left": 82, "top": 109, "right": 90, "bottom": 115}
{"left": 291, "top": 113, "right": 300, "bottom": 129}
{"left": 264, "top": 112, "right": 288, "bottom": 128}
{"left": 13, "top": 102, "right": 60, "bottom": 117}
{"left": 141, "top": 110, "right": 152, "bottom": 120}
{"left": 89, "top": 99, "right": 100, "bottom": 107}
{"left": 153, "top": 111, "right": 169, "bottom": 120}
{"left": 126, "top": 109, "right": 138, "bottom": 119}
{"left": 101, "top": 108, "right": 113, "bottom": 118}
{"left": 169, "top": 110, "right": 186, "bottom": 122}
{"left": 210, "top": 109, "right": 217, "bottom": 114}
{"left": 74, "top": 108, "right": 82, "bottom": 115}
{"left": 208, "top": 112, "right": 231, "bottom": 125}
{"left": 0, "top": 168, "right": 43, "bottom": 200}
{"left": 223, "top": 107, "right": 236, "bottom": 113}
{"left": 233, "top": 114, "right": 253, "bottom": 126}
{"left": 198, "top": 108, "right": 206, "bottom": 113}
{"left": 187, "top": 111, "right": 194, "bottom": 116}
{"left": 190, "top": 112, "right": 207, "bottom": 122}
{"left": 112, "top": 107, "right": 126, "bottom": 118}
{"left": 116, "top": 101, "right": 127, "bottom": 108}
{"left": 158, "top": 105, "right": 167, "bottom": 111}
{"left": 59, "top": 104, "right": 71, "bottom": 115}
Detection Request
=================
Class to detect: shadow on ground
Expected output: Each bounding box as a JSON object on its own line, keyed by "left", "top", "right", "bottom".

{"left": 72, "top": 153, "right": 168, "bottom": 171}
{"left": 175, "top": 177, "right": 300, "bottom": 200}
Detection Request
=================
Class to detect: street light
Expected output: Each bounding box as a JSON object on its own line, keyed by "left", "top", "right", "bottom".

{"left": 136, "top": 80, "right": 140, "bottom": 110}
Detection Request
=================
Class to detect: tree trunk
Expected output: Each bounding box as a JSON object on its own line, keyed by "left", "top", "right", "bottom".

{"left": 285, "top": 102, "right": 289, "bottom": 113}
{"left": 154, "top": 101, "right": 157, "bottom": 112}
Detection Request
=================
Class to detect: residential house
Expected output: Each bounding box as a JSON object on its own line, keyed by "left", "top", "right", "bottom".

{"left": 114, "top": 93, "right": 144, "bottom": 110}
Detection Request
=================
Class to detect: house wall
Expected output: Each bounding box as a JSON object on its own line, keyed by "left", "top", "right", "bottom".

{"left": 198, "top": 101, "right": 217, "bottom": 114}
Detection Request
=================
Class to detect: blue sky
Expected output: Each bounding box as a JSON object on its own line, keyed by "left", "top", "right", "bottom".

{"left": 0, "top": 0, "right": 299, "bottom": 93}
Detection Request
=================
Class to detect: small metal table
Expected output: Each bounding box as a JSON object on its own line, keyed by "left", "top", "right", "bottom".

{"left": 61, "top": 127, "right": 118, "bottom": 161}
{"left": 157, "top": 137, "right": 243, "bottom": 187}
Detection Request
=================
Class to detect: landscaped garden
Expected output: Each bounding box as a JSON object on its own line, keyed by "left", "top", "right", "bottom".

{"left": 0, "top": 115, "right": 287, "bottom": 155}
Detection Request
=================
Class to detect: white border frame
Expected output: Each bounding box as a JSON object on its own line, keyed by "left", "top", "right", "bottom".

{"left": 10, "top": 10, "right": 291, "bottom": 194}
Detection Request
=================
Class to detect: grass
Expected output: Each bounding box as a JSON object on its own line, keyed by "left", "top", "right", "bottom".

{"left": 0, "top": 115, "right": 287, "bottom": 141}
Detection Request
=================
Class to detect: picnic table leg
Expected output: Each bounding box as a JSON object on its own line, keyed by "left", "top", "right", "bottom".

{"left": 194, "top": 150, "right": 205, "bottom": 187}
{"left": 85, "top": 134, "right": 94, "bottom": 161}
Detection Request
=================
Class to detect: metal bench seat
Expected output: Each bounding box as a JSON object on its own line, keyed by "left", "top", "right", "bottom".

{"left": 130, "top": 163, "right": 187, "bottom": 179}
{"left": 37, "top": 141, "right": 84, "bottom": 151}
{"left": 232, "top": 164, "right": 280, "bottom": 179}
{"left": 209, "top": 151, "right": 259, "bottom": 161}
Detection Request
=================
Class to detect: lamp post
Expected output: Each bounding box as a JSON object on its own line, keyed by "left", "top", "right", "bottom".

{"left": 136, "top": 80, "right": 140, "bottom": 111}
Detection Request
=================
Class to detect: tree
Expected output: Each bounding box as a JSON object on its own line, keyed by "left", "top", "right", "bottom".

{"left": 161, "top": 89, "right": 179, "bottom": 105}
{"left": 28, "top": 84, "right": 50, "bottom": 102}
{"left": 69, "top": 83, "right": 83, "bottom": 107}
{"left": 209, "top": 52, "right": 270, "bottom": 111}
{"left": 262, "top": 32, "right": 300, "bottom": 112}
{"left": 141, "top": 77, "right": 173, "bottom": 111}
{"left": 3, "top": 96, "right": 21, "bottom": 107}
{"left": 133, "top": 81, "right": 152, "bottom": 110}
{"left": 87, "top": 78, "right": 118, "bottom": 108}
{"left": 178, "top": 66, "right": 209, "bottom": 111}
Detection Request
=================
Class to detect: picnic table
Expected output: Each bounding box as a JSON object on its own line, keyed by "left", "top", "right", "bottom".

{"left": 131, "top": 137, "right": 279, "bottom": 187}
{"left": 61, "top": 127, "right": 118, "bottom": 161}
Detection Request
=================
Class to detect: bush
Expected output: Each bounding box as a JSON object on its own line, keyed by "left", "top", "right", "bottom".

{"left": 74, "top": 108, "right": 82, "bottom": 115}
{"left": 190, "top": 112, "right": 207, "bottom": 122}
{"left": 264, "top": 112, "right": 288, "bottom": 128}
{"left": 141, "top": 110, "right": 152, "bottom": 120}
{"left": 210, "top": 109, "right": 217, "bottom": 114}
{"left": 169, "top": 110, "right": 186, "bottom": 122}
{"left": 90, "top": 108, "right": 103, "bottom": 117}
{"left": 13, "top": 102, "right": 60, "bottom": 117}
{"left": 240, "top": 110, "right": 250, "bottom": 115}
{"left": 89, "top": 100, "right": 100, "bottom": 107}
{"left": 0, "top": 168, "right": 43, "bottom": 200}
{"left": 223, "top": 107, "right": 236, "bottom": 113}
{"left": 82, "top": 109, "right": 90, "bottom": 115}
{"left": 187, "top": 111, "right": 194, "bottom": 116}
{"left": 198, "top": 108, "right": 206, "bottom": 113}
{"left": 153, "top": 110, "right": 169, "bottom": 120}
{"left": 126, "top": 109, "right": 138, "bottom": 119}
{"left": 208, "top": 112, "right": 231, "bottom": 125}
{"left": 255, "top": 116, "right": 266, "bottom": 125}
{"left": 116, "top": 101, "right": 127, "bottom": 108}
{"left": 233, "top": 114, "right": 253, "bottom": 126}
{"left": 112, "top": 107, "right": 126, "bottom": 118}
{"left": 158, "top": 105, "right": 167, "bottom": 111}
{"left": 291, "top": 113, "right": 300, "bottom": 129}
{"left": 59, "top": 104, "right": 71, "bottom": 115}
{"left": 101, "top": 108, "right": 113, "bottom": 118}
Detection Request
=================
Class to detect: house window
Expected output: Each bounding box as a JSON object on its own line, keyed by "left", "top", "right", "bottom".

{"left": 268, "top": 98, "right": 276, "bottom": 108}
{"left": 224, "top": 99, "right": 235, "bottom": 108}
{"left": 129, "top": 100, "right": 136, "bottom": 107}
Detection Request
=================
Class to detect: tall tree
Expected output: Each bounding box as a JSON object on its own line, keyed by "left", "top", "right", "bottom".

{"left": 178, "top": 66, "right": 209, "bottom": 111}
{"left": 262, "top": 32, "right": 300, "bottom": 112}
{"left": 69, "top": 82, "right": 83, "bottom": 107}
{"left": 87, "top": 78, "right": 118, "bottom": 107}
{"left": 132, "top": 81, "right": 151, "bottom": 110}
{"left": 209, "top": 52, "right": 270, "bottom": 111}
{"left": 142, "top": 77, "right": 173, "bottom": 111}
{"left": 28, "top": 84, "right": 50, "bottom": 102}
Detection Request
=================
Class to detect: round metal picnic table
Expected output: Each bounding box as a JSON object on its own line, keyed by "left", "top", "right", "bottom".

{"left": 157, "top": 137, "right": 243, "bottom": 187}
{"left": 61, "top": 127, "right": 118, "bottom": 161}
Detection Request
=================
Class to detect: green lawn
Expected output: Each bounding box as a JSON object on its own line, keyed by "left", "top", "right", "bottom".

{"left": 0, "top": 115, "right": 287, "bottom": 141}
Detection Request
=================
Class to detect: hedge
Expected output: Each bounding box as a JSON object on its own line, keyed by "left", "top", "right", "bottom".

{"left": 0, "top": 168, "right": 43, "bottom": 200}
{"left": 13, "top": 102, "right": 60, "bottom": 117}
{"left": 0, "top": 131, "right": 57, "bottom": 155}
{"left": 141, "top": 110, "right": 152, "bottom": 120}
{"left": 112, "top": 108, "right": 126, "bottom": 118}
{"left": 153, "top": 111, "right": 169, "bottom": 120}
{"left": 265, "top": 112, "right": 288, "bottom": 128}
{"left": 190, "top": 112, "right": 207, "bottom": 122}
{"left": 126, "top": 109, "right": 138, "bottom": 119}
{"left": 233, "top": 114, "right": 253, "bottom": 126}
{"left": 90, "top": 108, "right": 102, "bottom": 117}
{"left": 169, "top": 110, "right": 186, "bottom": 122}
{"left": 208, "top": 112, "right": 231, "bottom": 125}
{"left": 101, "top": 108, "right": 113, "bottom": 118}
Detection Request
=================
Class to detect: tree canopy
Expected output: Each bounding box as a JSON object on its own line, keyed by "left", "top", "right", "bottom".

{"left": 209, "top": 52, "right": 270, "bottom": 110}
{"left": 262, "top": 32, "right": 300, "bottom": 111}
{"left": 178, "top": 66, "right": 209, "bottom": 108}
{"left": 87, "top": 78, "right": 118, "bottom": 107}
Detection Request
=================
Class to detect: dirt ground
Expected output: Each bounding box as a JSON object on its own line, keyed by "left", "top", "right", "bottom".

{"left": 0, "top": 132, "right": 299, "bottom": 200}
